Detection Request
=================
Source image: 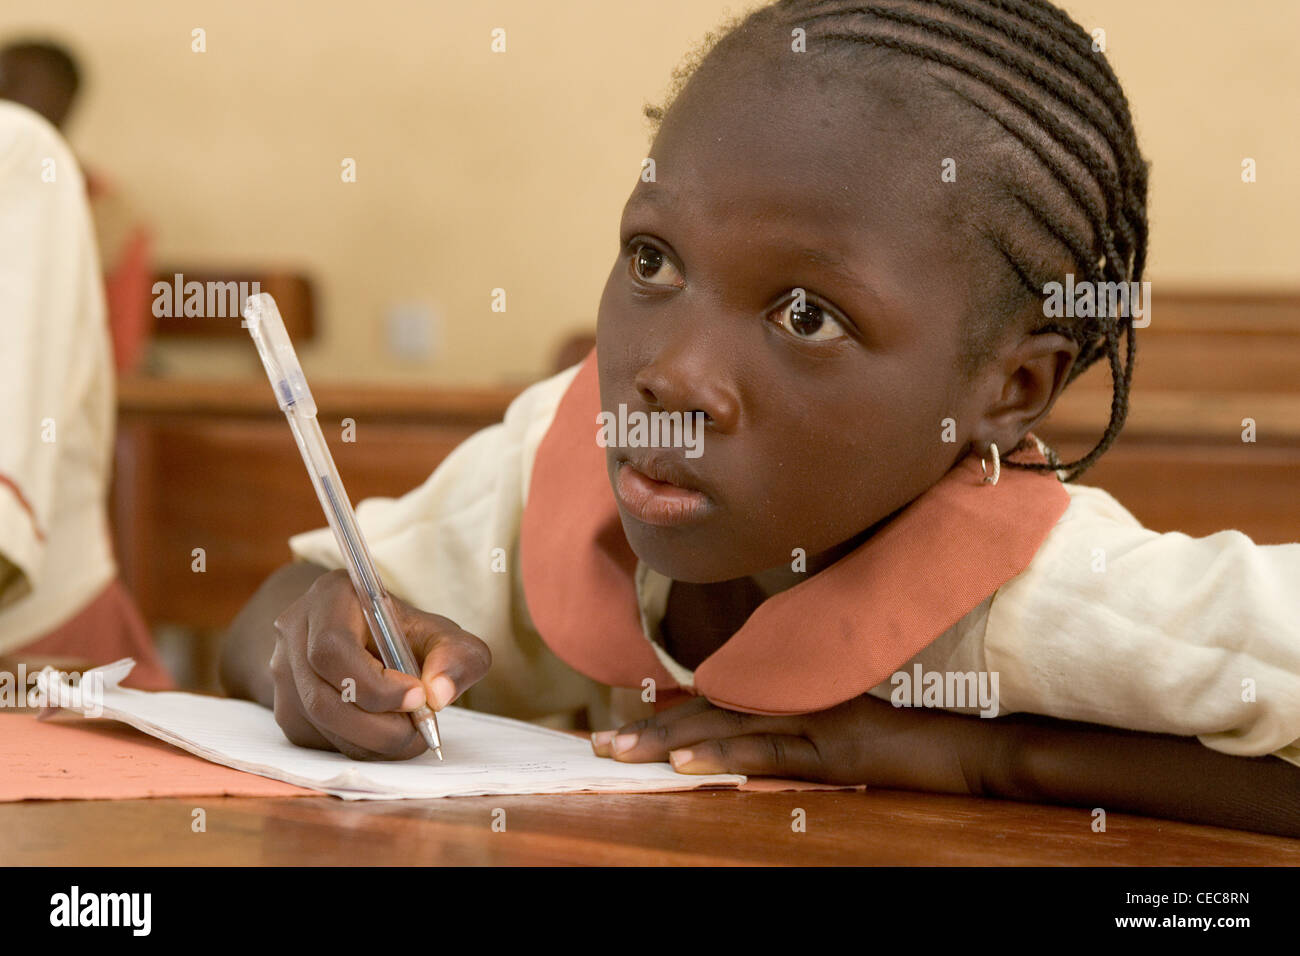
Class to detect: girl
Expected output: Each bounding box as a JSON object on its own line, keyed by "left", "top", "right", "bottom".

{"left": 221, "top": 0, "right": 1300, "bottom": 836}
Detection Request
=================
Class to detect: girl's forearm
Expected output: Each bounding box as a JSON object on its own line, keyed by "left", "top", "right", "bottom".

{"left": 959, "top": 712, "right": 1300, "bottom": 838}
{"left": 218, "top": 560, "right": 328, "bottom": 707}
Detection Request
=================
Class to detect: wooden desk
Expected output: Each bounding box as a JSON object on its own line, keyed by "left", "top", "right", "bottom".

{"left": 111, "top": 379, "right": 522, "bottom": 634}
{"left": 3, "top": 789, "right": 1297, "bottom": 865}
{"left": 1038, "top": 290, "right": 1300, "bottom": 543}
{"left": 1, "top": 706, "right": 1294, "bottom": 866}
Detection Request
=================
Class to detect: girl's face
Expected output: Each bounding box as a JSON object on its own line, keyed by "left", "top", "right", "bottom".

{"left": 596, "top": 56, "right": 1006, "bottom": 585}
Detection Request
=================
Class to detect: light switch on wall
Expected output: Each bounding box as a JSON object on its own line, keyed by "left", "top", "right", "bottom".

{"left": 386, "top": 302, "right": 439, "bottom": 360}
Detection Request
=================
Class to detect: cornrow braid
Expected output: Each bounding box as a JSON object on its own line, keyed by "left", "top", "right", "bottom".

{"left": 644, "top": 0, "right": 1150, "bottom": 482}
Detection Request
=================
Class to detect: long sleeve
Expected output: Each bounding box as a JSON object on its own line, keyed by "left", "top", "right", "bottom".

{"left": 979, "top": 483, "right": 1300, "bottom": 766}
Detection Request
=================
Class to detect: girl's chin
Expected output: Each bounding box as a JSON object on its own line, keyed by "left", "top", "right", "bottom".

{"left": 620, "top": 520, "right": 760, "bottom": 585}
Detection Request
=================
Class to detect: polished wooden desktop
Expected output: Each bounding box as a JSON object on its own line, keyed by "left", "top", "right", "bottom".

{"left": 2, "top": 728, "right": 1296, "bottom": 866}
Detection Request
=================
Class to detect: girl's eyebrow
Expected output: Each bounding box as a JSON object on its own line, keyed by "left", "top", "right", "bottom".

{"left": 786, "top": 244, "right": 881, "bottom": 304}
{"left": 622, "top": 186, "right": 676, "bottom": 215}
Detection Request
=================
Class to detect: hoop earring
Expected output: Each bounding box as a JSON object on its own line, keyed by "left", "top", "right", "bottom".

{"left": 981, "top": 442, "right": 1000, "bottom": 486}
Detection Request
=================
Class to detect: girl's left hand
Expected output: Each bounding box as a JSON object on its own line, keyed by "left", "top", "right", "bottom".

{"left": 590, "top": 693, "right": 998, "bottom": 794}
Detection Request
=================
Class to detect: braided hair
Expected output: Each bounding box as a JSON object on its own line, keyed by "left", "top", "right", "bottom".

{"left": 643, "top": 0, "right": 1149, "bottom": 482}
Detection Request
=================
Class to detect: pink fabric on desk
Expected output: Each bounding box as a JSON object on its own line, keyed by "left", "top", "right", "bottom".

{"left": 0, "top": 714, "right": 315, "bottom": 801}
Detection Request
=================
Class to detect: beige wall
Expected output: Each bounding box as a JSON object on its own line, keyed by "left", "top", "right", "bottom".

{"left": 4, "top": 0, "right": 1296, "bottom": 385}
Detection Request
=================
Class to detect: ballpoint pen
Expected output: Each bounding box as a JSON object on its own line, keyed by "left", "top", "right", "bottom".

{"left": 242, "top": 292, "right": 443, "bottom": 759}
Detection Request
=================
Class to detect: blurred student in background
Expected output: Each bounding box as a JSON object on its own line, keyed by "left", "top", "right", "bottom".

{"left": 0, "top": 97, "right": 170, "bottom": 688}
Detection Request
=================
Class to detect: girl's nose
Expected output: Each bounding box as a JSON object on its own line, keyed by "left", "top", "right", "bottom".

{"left": 634, "top": 351, "right": 740, "bottom": 433}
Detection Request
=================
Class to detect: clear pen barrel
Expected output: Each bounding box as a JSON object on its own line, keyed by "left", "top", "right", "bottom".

{"left": 286, "top": 413, "right": 419, "bottom": 678}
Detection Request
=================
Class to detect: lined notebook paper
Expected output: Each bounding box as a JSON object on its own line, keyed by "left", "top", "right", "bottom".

{"left": 47, "top": 660, "right": 745, "bottom": 800}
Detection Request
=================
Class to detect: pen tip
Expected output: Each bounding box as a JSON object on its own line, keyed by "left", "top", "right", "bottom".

{"left": 434, "top": 747, "right": 444, "bottom": 761}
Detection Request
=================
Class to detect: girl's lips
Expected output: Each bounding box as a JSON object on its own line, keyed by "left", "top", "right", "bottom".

{"left": 615, "top": 461, "right": 711, "bottom": 527}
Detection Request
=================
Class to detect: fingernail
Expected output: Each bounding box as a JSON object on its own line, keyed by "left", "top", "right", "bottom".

{"left": 429, "top": 675, "right": 456, "bottom": 710}
{"left": 611, "top": 733, "right": 638, "bottom": 755}
{"left": 669, "top": 749, "right": 694, "bottom": 769}
{"left": 400, "top": 686, "right": 425, "bottom": 711}
{"left": 590, "top": 730, "right": 616, "bottom": 747}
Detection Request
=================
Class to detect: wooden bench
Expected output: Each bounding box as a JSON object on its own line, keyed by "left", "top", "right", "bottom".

{"left": 1039, "top": 290, "right": 1300, "bottom": 542}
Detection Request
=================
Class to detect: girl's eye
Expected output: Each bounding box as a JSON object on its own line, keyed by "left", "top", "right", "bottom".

{"left": 774, "top": 296, "right": 847, "bottom": 342}
{"left": 629, "top": 243, "right": 683, "bottom": 287}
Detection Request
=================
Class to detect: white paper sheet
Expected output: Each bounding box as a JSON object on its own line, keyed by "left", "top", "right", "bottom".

{"left": 46, "top": 660, "right": 745, "bottom": 800}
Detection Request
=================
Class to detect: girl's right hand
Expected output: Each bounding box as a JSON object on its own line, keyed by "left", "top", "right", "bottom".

{"left": 269, "top": 569, "right": 492, "bottom": 760}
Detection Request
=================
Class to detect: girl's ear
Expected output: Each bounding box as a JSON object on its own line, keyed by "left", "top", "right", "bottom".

{"left": 971, "top": 329, "right": 1080, "bottom": 454}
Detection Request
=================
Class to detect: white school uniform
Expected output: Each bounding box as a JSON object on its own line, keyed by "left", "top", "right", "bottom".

{"left": 0, "top": 102, "right": 118, "bottom": 653}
